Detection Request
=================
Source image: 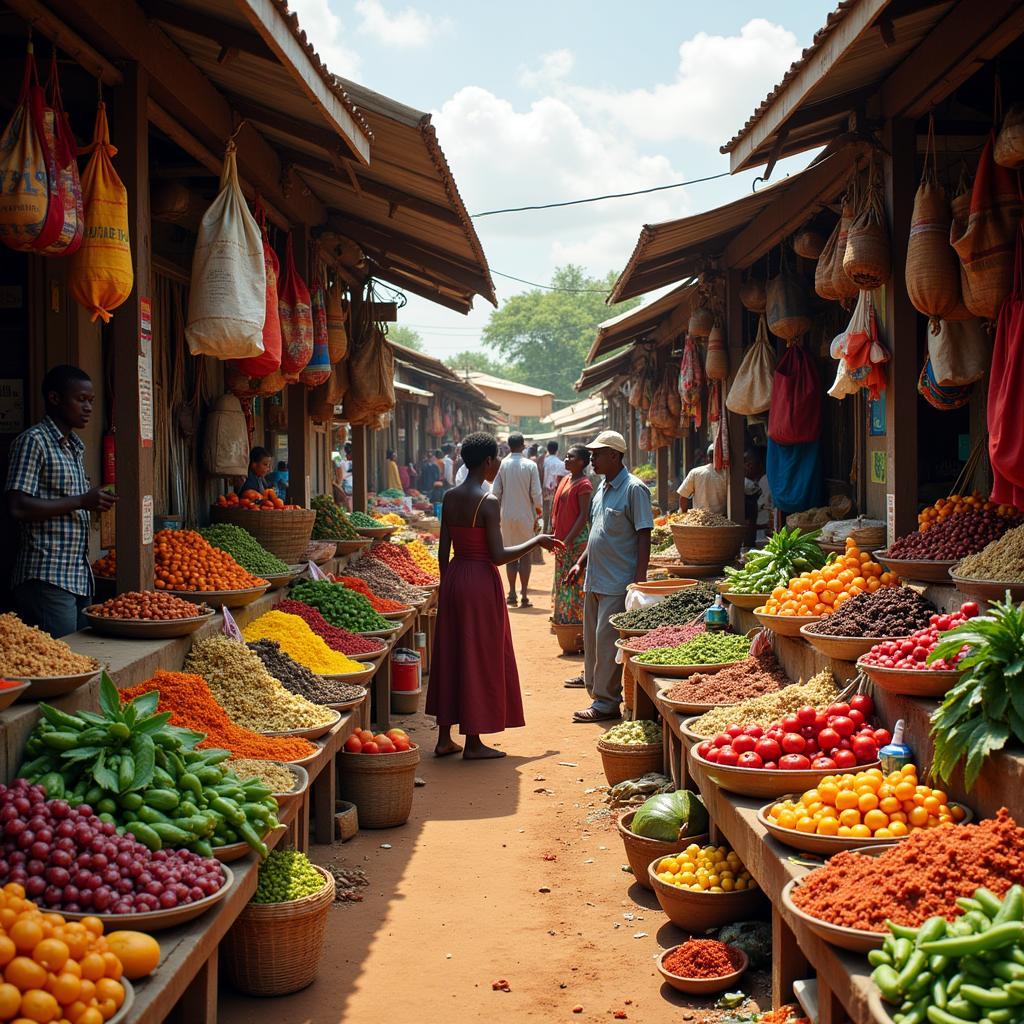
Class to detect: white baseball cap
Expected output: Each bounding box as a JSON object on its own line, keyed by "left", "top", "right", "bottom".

{"left": 585, "top": 429, "right": 627, "bottom": 454}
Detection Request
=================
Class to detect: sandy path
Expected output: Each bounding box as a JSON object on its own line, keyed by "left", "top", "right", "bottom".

{"left": 220, "top": 557, "right": 765, "bottom": 1023}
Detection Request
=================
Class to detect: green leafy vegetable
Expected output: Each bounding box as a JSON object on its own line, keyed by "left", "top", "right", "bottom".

{"left": 631, "top": 790, "right": 708, "bottom": 842}
{"left": 723, "top": 527, "right": 827, "bottom": 594}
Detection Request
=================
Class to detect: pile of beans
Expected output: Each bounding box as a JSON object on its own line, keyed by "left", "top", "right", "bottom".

{"left": 611, "top": 582, "right": 718, "bottom": 630}
{"left": 227, "top": 759, "right": 297, "bottom": 794}
{"left": 662, "top": 939, "right": 745, "bottom": 979}
{"left": 804, "top": 586, "right": 934, "bottom": 638}
{"left": 341, "top": 557, "right": 424, "bottom": 603}
{"left": 663, "top": 651, "right": 789, "bottom": 704}
{"left": 241, "top": 611, "right": 366, "bottom": 674}
{"left": 627, "top": 623, "right": 704, "bottom": 652}
{"left": 290, "top": 580, "right": 390, "bottom": 632}
{"left": 311, "top": 494, "right": 358, "bottom": 539}
{"left": 670, "top": 509, "right": 740, "bottom": 527}
{"left": 370, "top": 542, "right": 437, "bottom": 584}
{"left": 0, "top": 613, "right": 98, "bottom": 677}
{"left": 956, "top": 523, "right": 1024, "bottom": 581}
{"left": 273, "top": 599, "right": 384, "bottom": 656}
{"left": 88, "top": 590, "right": 210, "bottom": 620}
{"left": 790, "top": 808, "right": 1024, "bottom": 931}
{"left": 690, "top": 670, "right": 838, "bottom": 737}
{"left": 184, "top": 635, "right": 336, "bottom": 732}
{"left": 887, "top": 508, "right": 1016, "bottom": 560}
{"left": 252, "top": 849, "right": 326, "bottom": 903}
{"left": 199, "top": 523, "right": 289, "bottom": 576}
{"left": 248, "top": 639, "right": 368, "bottom": 705}
{"left": 633, "top": 631, "right": 751, "bottom": 667}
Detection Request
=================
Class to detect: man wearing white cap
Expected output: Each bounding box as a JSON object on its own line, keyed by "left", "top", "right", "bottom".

{"left": 563, "top": 430, "right": 653, "bottom": 722}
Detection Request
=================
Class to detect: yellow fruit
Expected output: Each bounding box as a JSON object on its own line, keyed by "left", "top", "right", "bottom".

{"left": 863, "top": 809, "right": 890, "bottom": 833}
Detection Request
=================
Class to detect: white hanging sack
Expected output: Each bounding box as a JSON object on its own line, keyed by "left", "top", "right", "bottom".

{"left": 927, "top": 317, "right": 990, "bottom": 386}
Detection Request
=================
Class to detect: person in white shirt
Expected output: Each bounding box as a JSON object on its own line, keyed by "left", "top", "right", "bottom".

{"left": 541, "top": 441, "right": 570, "bottom": 532}
{"left": 744, "top": 447, "right": 773, "bottom": 538}
{"left": 491, "top": 432, "right": 542, "bottom": 606}
{"left": 455, "top": 461, "right": 491, "bottom": 492}
{"left": 677, "top": 444, "right": 728, "bottom": 514}
{"left": 442, "top": 444, "right": 455, "bottom": 486}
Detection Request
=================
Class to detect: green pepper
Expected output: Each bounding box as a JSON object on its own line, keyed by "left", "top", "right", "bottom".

{"left": 991, "top": 961, "right": 1024, "bottom": 983}
{"left": 149, "top": 821, "right": 194, "bottom": 845}
{"left": 236, "top": 821, "right": 269, "bottom": 858}
{"left": 191, "top": 839, "right": 213, "bottom": 858}
{"left": 930, "top": 1007, "right": 978, "bottom": 1024}
{"left": 944, "top": 999, "right": 983, "bottom": 1021}
{"left": 893, "top": 938, "right": 916, "bottom": 968}
{"left": 897, "top": 951, "right": 929, "bottom": 992}
{"left": 195, "top": 766, "right": 225, "bottom": 786}
{"left": 922, "top": 924, "right": 1024, "bottom": 958}
{"left": 117, "top": 753, "right": 135, "bottom": 793}
{"left": 917, "top": 917, "right": 949, "bottom": 947}
{"left": 958, "top": 898, "right": 986, "bottom": 915}
{"left": 96, "top": 798, "right": 117, "bottom": 816}
{"left": 143, "top": 789, "right": 179, "bottom": 812}
{"left": 38, "top": 773, "right": 65, "bottom": 799}
{"left": 974, "top": 890, "right": 1005, "bottom": 918}
{"left": 41, "top": 732, "right": 82, "bottom": 751}
{"left": 993, "top": 887, "right": 1024, "bottom": 926}
{"left": 108, "top": 722, "right": 130, "bottom": 741}
{"left": 932, "top": 976, "right": 949, "bottom": 1010}
{"left": 902, "top": 996, "right": 931, "bottom": 1024}
{"left": 959, "top": 986, "right": 1017, "bottom": 1010}
{"left": 137, "top": 805, "right": 170, "bottom": 825}
{"left": 211, "top": 796, "right": 246, "bottom": 827}
{"left": 118, "top": 792, "right": 144, "bottom": 812}
{"left": 178, "top": 772, "right": 203, "bottom": 800}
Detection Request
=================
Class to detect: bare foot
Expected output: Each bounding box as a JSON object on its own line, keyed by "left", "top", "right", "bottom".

{"left": 434, "top": 740, "right": 463, "bottom": 757}
{"left": 463, "top": 743, "right": 506, "bottom": 760}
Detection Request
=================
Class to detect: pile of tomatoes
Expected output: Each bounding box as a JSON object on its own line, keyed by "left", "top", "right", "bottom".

{"left": 861, "top": 602, "right": 977, "bottom": 671}
{"left": 344, "top": 728, "right": 413, "bottom": 755}
{"left": 215, "top": 489, "right": 301, "bottom": 512}
{"left": 694, "top": 694, "right": 890, "bottom": 771}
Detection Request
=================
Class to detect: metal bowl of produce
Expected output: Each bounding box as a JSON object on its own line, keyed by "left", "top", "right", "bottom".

{"left": 261, "top": 708, "right": 341, "bottom": 741}
{"left": 873, "top": 551, "right": 956, "bottom": 583}
{"left": 949, "top": 574, "right": 1024, "bottom": 603}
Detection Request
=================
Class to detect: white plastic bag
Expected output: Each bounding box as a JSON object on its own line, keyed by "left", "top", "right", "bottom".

{"left": 726, "top": 315, "right": 776, "bottom": 415}
{"left": 927, "top": 317, "right": 989, "bottom": 386}
{"left": 185, "top": 141, "right": 265, "bottom": 359}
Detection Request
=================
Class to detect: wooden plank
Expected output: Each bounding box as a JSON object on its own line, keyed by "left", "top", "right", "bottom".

{"left": 656, "top": 446, "right": 669, "bottom": 512}
{"left": 112, "top": 63, "right": 155, "bottom": 592}
{"left": 234, "top": 0, "right": 372, "bottom": 165}
{"left": 725, "top": 270, "right": 747, "bottom": 522}
{"left": 350, "top": 423, "right": 369, "bottom": 515}
{"left": 166, "top": 954, "right": 216, "bottom": 1024}
{"left": 727, "top": 0, "right": 892, "bottom": 172}
{"left": 224, "top": 93, "right": 347, "bottom": 156}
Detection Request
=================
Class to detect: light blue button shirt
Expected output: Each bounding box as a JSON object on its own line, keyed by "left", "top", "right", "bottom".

{"left": 584, "top": 468, "right": 654, "bottom": 596}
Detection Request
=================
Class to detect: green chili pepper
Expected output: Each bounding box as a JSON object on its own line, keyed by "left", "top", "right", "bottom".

{"left": 974, "top": 890, "right": 1005, "bottom": 917}
{"left": 893, "top": 938, "right": 916, "bottom": 968}
{"left": 921, "top": 924, "right": 1024, "bottom": 958}
{"left": 993, "top": 887, "right": 1024, "bottom": 925}
{"left": 932, "top": 976, "right": 948, "bottom": 1010}
{"left": 888, "top": 921, "right": 922, "bottom": 942}
{"left": 896, "top": 951, "right": 928, "bottom": 992}
{"left": 873, "top": 966, "right": 905, "bottom": 1003}
{"left": 959, "top": 986, "right": 1017, "bottom": 1010}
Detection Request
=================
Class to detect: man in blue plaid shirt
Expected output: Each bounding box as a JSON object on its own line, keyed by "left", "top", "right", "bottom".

{"left": 5, "top": 366, "right": 117, "bottom": 636}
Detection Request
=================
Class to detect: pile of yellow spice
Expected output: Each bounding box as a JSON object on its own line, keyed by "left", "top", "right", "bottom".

{"left": 241, "top": 610, "right": 365, "bottom": 675}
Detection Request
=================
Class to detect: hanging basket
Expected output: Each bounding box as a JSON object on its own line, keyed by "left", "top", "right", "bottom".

{"left": 223, "top": 865, "right": 335, "bottom": 996}
{"left": 688, "top": 306, "right": 714, "bottom": 339}
{"left": 793, "top": 227, "right": 826, "bottom": 260}
{"left": 832, "top": 191, "right": 860, "bottom": 301}
{"left": 739, "top": 277, "right": 766, "bottom": 312}
{"left": 843, "top": 164, "right": 891, "bottom": 289}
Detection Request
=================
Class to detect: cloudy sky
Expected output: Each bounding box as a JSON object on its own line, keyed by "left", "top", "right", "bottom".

{"left": 288, "top": 0, "right": 837, "bottom": 358}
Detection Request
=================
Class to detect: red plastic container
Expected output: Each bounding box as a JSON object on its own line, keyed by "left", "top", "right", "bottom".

{"left": 391, "top": 649, "right": 421, "bottom": 692}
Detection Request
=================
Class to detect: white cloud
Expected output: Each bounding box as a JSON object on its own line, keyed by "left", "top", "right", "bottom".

{"left": 517, "top": 49, "right": 574, "bottom": 90}
{"left": 285, "top": 0, "right": 362, "bottom": 78}
{"left": 354, "top": 0, "right": 450, "bottom": 48}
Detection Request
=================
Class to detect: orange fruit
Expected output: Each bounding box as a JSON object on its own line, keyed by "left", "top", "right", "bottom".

{"left": 835, "top": 790, "right": 858, "bottom": 811}
{"left": 48, "top": 974, "right": 80, "bottom": 1007}
{"left": 78, "top": 920, "right": 102, "bottom": 940}
{"left": 839, "top": 808, "right": 861, "bottom": 828}
{"left": 93, "top": 980, "right": 123, "bottom": 1010}
{"left": 74, "top": 1009, "right": 103, "bottom": 1024}
{"left": 6, "top": 956, "right": 48, "bottom": 990}
{"left": 0, "top": 936, "right": 16, "bottom": 968}
{"left": 32, "top": 941, "right": 68, "bottom": 974}
{"left": 9, "top": 922, "right": 43, "bottom": 956}
{"left": 18, "top": 989, "right": 58, "bottom": 1023}
{"left": 864, "top": 810, "right": 889, "bottom": 832}
{"left": 0, "top": 983, "right": 21, "bottom": 1019}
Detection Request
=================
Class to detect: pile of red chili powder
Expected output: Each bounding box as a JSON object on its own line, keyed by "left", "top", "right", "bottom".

{"left": 791, "top": 808, "right": 1024, "bottom": 931}
{"left": 662, "top": 939, "right": 745, "bottom": 978}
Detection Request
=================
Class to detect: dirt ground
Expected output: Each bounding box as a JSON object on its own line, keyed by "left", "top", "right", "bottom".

{"left": 220, "top": 557, "right": 769, "bottom": 1023}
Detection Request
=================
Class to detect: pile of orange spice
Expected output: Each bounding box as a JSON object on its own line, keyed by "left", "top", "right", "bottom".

{"left": 119, "top": 672, "right": 315, "bottom": 761}
{"left": 333, "top": 576, "right": 407, "bottom": 613}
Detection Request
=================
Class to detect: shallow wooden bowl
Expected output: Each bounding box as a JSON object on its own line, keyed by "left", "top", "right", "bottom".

{"left": 950, "top": 575, "right": 1024, "bottom": 603}
{"left": 616, "top": 811, "right": 708, "bottom": 892}
{"left": 11, "top": 669, "right": 100, "bottom": 701}
{"left": 649, "top": 857, "right": 765, "bottom": 931}
{"left": 798, "top": 625, "right": 912, "bottom": 663}
{"left": 167, "top": 584, "right": 269, "bottom": 608}
{"left": 781, "top": 877, "right": 886, "bottom": 953}
{"left": 753, "top": 609, "right": 821, "bottom": 638}
{"left": 718, "top": 584, "right": 772, "bottom": 611}
{"left": 873, "top": 551, "right": 956, "bottom": 583}
{"left": 83, "top": 607, "right": 215, "bottom": 639}
{"left": 856, "top": 658, "right": 963, "bottom": 698}
{"left": 657, "top": 946, "right": 748, "bottom": 994}
{"left": 261, "top": 709, "right": 341, "bottom": 741}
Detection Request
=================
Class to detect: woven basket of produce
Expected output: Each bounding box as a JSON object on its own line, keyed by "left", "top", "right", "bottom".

{"left": 616, "top": 811, "right": 708, "bottom": 892}
{"left": 671, "top": 524, "right": 746, "bottom": 565}
{"left": 223, "top": 863, "right": 335, "bottom": 996}
{"left": 210, "top": 505, "right": 315, "bottom": 564}
{"left": 598, "top": 739, "right": 662, "bottom": 787}
{"left": 339, "top": 744, "right": 420, "bottom": 828}
{"left": 550, "top": 620, "right": 584, "bottom": 654}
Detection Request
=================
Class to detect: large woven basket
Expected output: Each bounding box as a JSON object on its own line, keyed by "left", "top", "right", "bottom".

{"left": 339, "top": 744, "right": 420, "bottom": 828}
{"left": 670, "top": 524, "right": 745, "bottom": 565}
{"left": 550, "top": 620, "right": 584, "bottom": 654}
{"left": 209, "top": 505, "right": 316, "bottom": 564}
{"left": 597, "top": 739, "right": 662, "bottom": 786}
{"left": 223, "top": 865, "right": 335, "bottom": 996}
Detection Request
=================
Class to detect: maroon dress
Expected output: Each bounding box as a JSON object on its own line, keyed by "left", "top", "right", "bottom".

{"left": 425, "top": 521, "right": 525, "bottom": 735}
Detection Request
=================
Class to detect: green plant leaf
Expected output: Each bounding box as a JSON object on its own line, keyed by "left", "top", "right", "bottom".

{"left": 129, "top": 733, "right": 155, "bottom": 791}
{"left": 98, "top": 672, "right": 121, "bottom": 720}
{"left": 964, "top": 717, "right": 1010, "bottom": 788}
{"left": 91, "top": 751, "right": 118, "bottom": 792}
{"left": 130, "top": 691, "right": 160, "bottom": 717}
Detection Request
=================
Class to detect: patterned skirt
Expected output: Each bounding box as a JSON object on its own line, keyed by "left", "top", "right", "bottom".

{"left": 552, "top": 531, "right": 588, "bottom": 624}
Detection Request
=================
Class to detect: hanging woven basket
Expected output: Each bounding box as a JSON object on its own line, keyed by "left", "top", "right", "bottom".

{"left": 843, "top": 163, "right": 891, "bottom": 289}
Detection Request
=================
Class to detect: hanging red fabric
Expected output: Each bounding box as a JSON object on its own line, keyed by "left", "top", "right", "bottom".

{"left": 988, "top": 224, "right": 1024, "bottom": 507}
{"left": 767, "top": 342, "right": 821, "bottom": 445}
{"left": 37, "top": 48, "right": 83, "bottom": 256}
{"left": 234, "top": 201, "right": 282, "bottom": 378}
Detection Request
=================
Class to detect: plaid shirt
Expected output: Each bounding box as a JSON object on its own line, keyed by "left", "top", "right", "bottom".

{"left": 5, "top": 417, "right": 92, "bottom": 596}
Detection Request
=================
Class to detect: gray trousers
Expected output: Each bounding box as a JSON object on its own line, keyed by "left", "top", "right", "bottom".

{"left": 583, "top": 591, "right": 626, "bottom": 711}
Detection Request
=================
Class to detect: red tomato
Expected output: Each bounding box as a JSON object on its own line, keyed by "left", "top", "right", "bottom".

{"left": 755, "top": 738, "right": 781, "bottom": 763}
{"left": 717, "top": 747, "right": 740, "bottom": 766}
{"left": 393, "top": 737, "right": 411, "bottom": 752}
{"left": 779, "top": 754, "right": 811, "bottom": 770}
{"left": 852, "top": 736, "right": 878, "bottom": 763}
{"left": 810, "top": 756, "right": 837, "bottom": 770}
{"left": 850, "top": 694, "right": 874, "bottom": 717}
{"left": 743, "top": 725, "right": 764, "bottom": 739}
{"left": 737, "top": 751, "right": 763, "bottom": 769}
{"left": 696, "top": 740, "right": 714, "bottom": 758}
{"left": 830, "top": 716, "right": 855, "bottom": 738}
{"left": 817, "top": 727, "right": 841, "bottom": 751}
{"left": 833, "top": 748, "right": 857, "bottom": 768}
{"left": 730, "top": 734, "right": 756, "bottom": 755}
{"left": 361, "top": 741, "right": 380, "bottom": 754}
{"left": 873, "top": 728, "right": 892, "bottom": 746}
{"left": 796, "top": 706, "right": 816, "bottom": 725}
{"left": 377, "top": 738, "right": 396, "bottom": 753}
{"left": 781, "top": 733, "right": 806, "bottom": 754}
{"left": 714, "top": 733, "right": 733, "bottom": 749}
{"left": 358, "top": 729, "right": 375, "bottom": 744}
{"left": 344, "top": 735, "right": 362, "bottom": 753}
{"left": 725, "top": 725, "right": 743, "bottom": 738}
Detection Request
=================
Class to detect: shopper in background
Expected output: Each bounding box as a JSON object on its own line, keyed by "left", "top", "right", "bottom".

{"left": 542, "top": 440, "right": 570, "bottom": 533}
{"left": 6, "top": 365, "right": 116, "bottom": 637}
{"left": 385, "top": 449, "right": 403, "bottom": 493}
{"left": 267, "top": 460, "right": 289, "bottom": 498}
{"left": 564, "top": 430, "right": 653, "bottom": 722}
{"left": 399, "top": 458, "right": 416, "bottom": 493}
{"left": 491, "top": 432, "right": 542, "bottom": 607}
{"left": 441, "top": 443, "right": 455, "bottom": 487}
{"left": 744, "top": 446, "right": 773, "bottom": 540}
{"left": 677, "top": 443, "right": 727, "bottom": 515}
{"left": 238, "top": 446, "right": 273, "bottom": 496}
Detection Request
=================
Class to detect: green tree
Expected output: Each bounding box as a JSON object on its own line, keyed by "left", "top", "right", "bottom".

{"left": 481, "top": 266, "right": 639, "bottom": 400}
{"left": 444, "top": 349, "right": 517, "bottom": 379}
{"left": 387, "top": 324, "right": 424, "bottom": 351}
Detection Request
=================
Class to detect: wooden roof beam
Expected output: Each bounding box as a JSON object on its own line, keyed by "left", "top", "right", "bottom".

{"left": 373, "top": 265, "right": 471, "bottom": 314}
{"left": 353, "top": 236, "right": 486, "bottom": 296}
{"left": 224, "top": 93, "right": 347, "bottom": 158}
{"left": 141, "top": 0, "right": 274, "bottom": 60}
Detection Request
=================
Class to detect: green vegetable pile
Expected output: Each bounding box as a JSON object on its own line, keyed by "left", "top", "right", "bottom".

{"left": 17, "top": 673, "right": 279, "bottom": 857}
{"left": 610, "top": 582, "right": 719, "bottom": 630}
{"left": 870, "top": 885, "right": 1024, "bottom": 1024}
{"left": 252, "top": 849, "right": 326, "bottom": 904}
{"left": 200, "top": 523, "right": 289, "bottom": 576}
{"left": 603, "top": 720, "right": 661, "bottom": 746}
{"left": 722, "top": 526, "right": 826, "bottom": 594}
{"left": 290, "top": 579, "right": 390, "bottom": 632}
{"left": 311, "top": 494, "right": 358, "bottom": 540}
{"left": 631, "top": 790, "right": 707, "bottom": 842}
{"left": 930, "top": 595, "right": 1024, "bottom": 787}
{"left": 633, "top": 631, "right": 751, "bottom": 666}
{"left": 350, "top": 511, "right": 385, "bottom": 529}
{"left": 378, "top": 488, "right": 405, "bottom": 500}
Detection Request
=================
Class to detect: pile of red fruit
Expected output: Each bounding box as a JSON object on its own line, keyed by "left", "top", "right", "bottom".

{"left": 860, "top": 602, "right": 977, "bottom": 671}
{"left": 0, "top": 780, "right": 225, "bottom": 914}
{"left": 344, "top": 727, "right": 413, "bottom": 755}
{"left": 888, "top": 510, "right": 1016, "bottom": 560}
{"left": 694, "top": 694, "right": 889, "bottom": 771}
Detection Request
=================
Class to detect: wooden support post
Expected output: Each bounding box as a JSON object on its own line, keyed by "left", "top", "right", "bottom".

{"left": 351, "top": 424, "right": 368, "bottom": 514}
{"left": 112, "top": 64, "right": 155, "bottom": 593}
{"left": 169, "top": 955, "right": 217, "bottom": 1024}
{"left": 773, "top": 905, "right": 809, "bottom": 1008}
{"left": 725, "top": 270, "right": 747, "bottom": 523}
{"left": 882, "top": 120, "right": 919, "bottom": 542}
{"left": 656, "top": 446, "right": 669, "bottom": 512}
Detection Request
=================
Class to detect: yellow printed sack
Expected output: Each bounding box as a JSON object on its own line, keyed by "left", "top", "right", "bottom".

{"left": 69, "top": 102, "right": 133, "bottom": 322}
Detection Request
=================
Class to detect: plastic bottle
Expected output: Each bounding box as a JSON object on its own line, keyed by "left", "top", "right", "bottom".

{"left": 879, "top": 719, "right": 914, "bottom": 774}
{"left": 704, "top": 595, "right": 730, "bottom": 632}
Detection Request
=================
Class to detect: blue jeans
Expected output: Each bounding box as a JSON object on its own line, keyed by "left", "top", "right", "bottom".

{"left": 13, "top": 580, "right": 91, "bottom": 638}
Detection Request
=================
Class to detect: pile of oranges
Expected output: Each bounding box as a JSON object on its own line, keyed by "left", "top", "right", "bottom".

{"left": 0, "top": 882, "right": 130, "bottom": 1023}
{"left": 766, "top": 765, "right": 967, "bottom": 840}
{"left": 214, "top": 489, "right": 301, "bottom": 511}
{"left": 94, "top": 530, "right": 267, "bottom": 592}
{"left": 759, "top": 537, "right": 896, "bottom": 618}
{"left": 917, "top": 491, "right": 1022, "bottom": 532}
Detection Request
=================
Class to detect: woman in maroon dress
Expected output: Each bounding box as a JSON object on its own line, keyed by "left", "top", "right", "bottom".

{"left": 427, "top": 432, "right": 562, "bottom": 759}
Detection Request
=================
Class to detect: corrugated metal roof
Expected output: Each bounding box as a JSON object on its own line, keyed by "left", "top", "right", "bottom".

{"left": 589, "top": 282, "right": 698, "bottom": 363}
{"left": 541, "top": 395, "right": 604, "bottom": 427}
{"left": 463, "top": 373, "right": 554, "bottom": 399}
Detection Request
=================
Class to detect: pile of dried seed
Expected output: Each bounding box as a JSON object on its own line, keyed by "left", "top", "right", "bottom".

{"left": 248, "top": 639, "right": 367, "bottom": 705}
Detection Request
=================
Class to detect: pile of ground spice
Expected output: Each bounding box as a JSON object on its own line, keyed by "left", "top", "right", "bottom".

{"left": 628, "top": 623, "right": 704, "bottom": 652}
{"left": 791, "top": 808, "right": 1024, "bottom": 931}
{"left": 662, "top": 939, "right": 744, "bottom": 978}
{"left": 274, "top": 600, "right": 384, "bottom": 656}
{"left": 663, "top": 651, "right": 789, "bottom": 704}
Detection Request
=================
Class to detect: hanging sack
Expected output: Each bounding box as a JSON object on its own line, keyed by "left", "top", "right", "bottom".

{"left": 766, "top": 253, "right": 811, "bottom": 340}
{"left": 767, "top": 439, "right": 822, "bottom": 515}
{"left": 308, "top": 378, "right": 335, "bottom": 423}
{"left": 843, "top": 159, "right": 891, "bottom": 289}
{"left": 677, "top": 335, "right": 703, "bottom": 431}
{"left": 827, "top": 357, "right": 861, "bottom": 400}
{"left": 705, "top": 322, "right": 728, "bottom": 380}
{"left": 793, "top": 227, "right": 826, "bottom": 260}
{"left": 278, "top": 233, "right": 314, "bottom": 381}
{"left": 186, "top": 141, "right": 264, "bottom": 357}
{"left": 841, "top": 291, "right": 889, "bottom": 400}
{"left": 234, "top": 203, "right": 281, "bottom": 378}
{"left": 68, "top": 102, "right": 133, "bottom": 322}
{"left": 345, "top": 327, "right": 395, "bottom": 425}
{"left": 814, "top": 217, "right": 841, "bottom": 301}
{"left": 918, "top": 358, "right": 973, "bottom": 411}
{"left": 254, "top": 368, "right": 286, "bottom": 399}
{"left": 739, "top": 276, "right": 767, "bottom": 313}
{"left": 224, "top": 361, "right": 258, "bottom": 400}
{"left": 928, "top": 318, "right": 988, "bottom": 386}
{"left": 988, "top": 225, "right": 1024, "bottom": 506}
{"left": 995, "top": 104, "right": 1024, "bottom": 169}
{"left": 647, "top": 376, "right": 674, "bottom": 432}
{"left": 326, "top": 280, "right": 349, "bottom": 362}
{"left": 37, "top": 51, "right": 83, "bottom": 257}
{"left": 831, "top": 189, "right": 860, "bottom": 302}
{"left": 665, "top": 361, "right": 681, "bottom": 421}
{"left": 767, "top": 342, "right": 821, "bottom": 445}
{"left": 203, "top": 394, "right": 249, "bottom": 476}
{"left": 300, "top": 269, "right": 331, "bottom": 388}
{"left": 727, "top": 314, "right": 775, "bottom": 415}
{"left": 0, "top": 44, "right": 62, "bottom": 252}
{"left": 951, "top": 132, "right": 1022, "bottom": 322}
{"left": 327, "top": 356, "right": 348, "bottom": 406}
{"left": 688, "top": 304, "right": 713, "bottom": 339}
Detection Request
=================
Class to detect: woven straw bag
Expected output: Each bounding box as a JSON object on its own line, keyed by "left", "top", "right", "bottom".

{"left": 766, "top": 253, "right": 811, "bottom": 340}
{"left": 688, "top": 305, "right": 714, "bottom": 339}
{"left": 793, "top": 227, "right": 826, "bottom": 260}
{"left": 832, "top": 190, "right": 860, "bottom": 302}
{"left": 739, "top": 276, "right": 767, "bottom": 312}
{"left": 814, "top": 218, "right": 841, "bottom": 301}
{"left": 995, "top": 103, "right": 1024, "bottom": 169}
{"left": 705, "top": 322, "right": 729, "bottom": 380}
{"left": 843, "top": 160, "right": 891, "bottom": 289}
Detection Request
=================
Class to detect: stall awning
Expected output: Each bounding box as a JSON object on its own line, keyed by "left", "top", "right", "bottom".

{"left": 461, "top": 372, "right": 554, "bottom": 419}
{"left": 592, "top": 282, "right": 697, "bottom": 360}
{"left": 394, "top": 381, "right": 433, "bottom": 398}
{"left": 391, "top": 343, "right": 502, "bottom": 411}
{"left": 540, "top": 395, "right": 604, "bottom": 427}
{"left": 560, "top": 413, "right": 606, "bottom": 438}
{"left": 575, "top": 349, "right": 632, "bottom": 392}
{"left": 721, "top": 0, "right": 1024, "bottom": 172}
